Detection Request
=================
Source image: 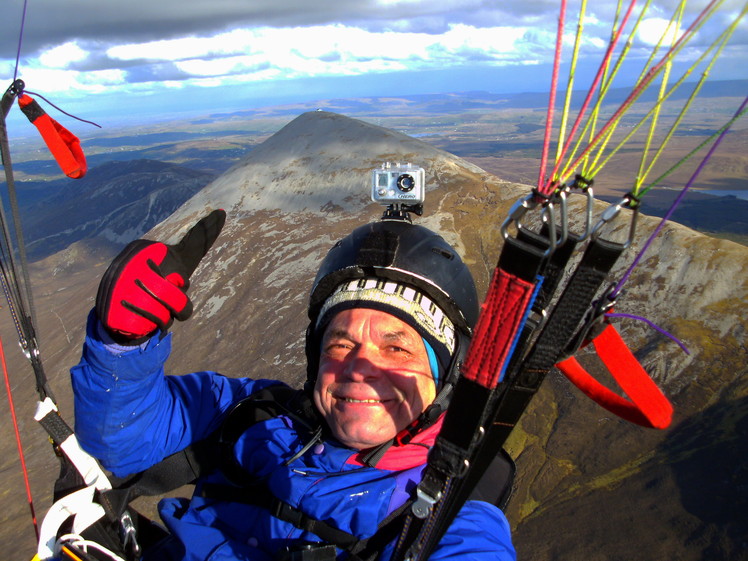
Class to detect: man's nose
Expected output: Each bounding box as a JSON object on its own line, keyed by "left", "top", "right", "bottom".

{"left": 343, "top": 343, "right": 382, "bottom": 380}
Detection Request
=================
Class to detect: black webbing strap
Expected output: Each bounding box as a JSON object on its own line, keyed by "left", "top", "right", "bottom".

{"left": 393, "top": 236, "right": 625, "bottom": 561}
{"left": 392, "top": 235, "right": 548, "bottom": 561}
{"left": 445, "top": 239, "right": 621, "bottom": 526}
{"left": 517, "top": 226, "right": 580, "bottom": 313}
{"left": 35, "top": 406, "right": 75, "bottom": 445}
{"left": 462, "top": 236, "right": 626, "bottom": 505}
{"left": 200, "top": 482, "right": 410, "bottom": 561}
{"left": 100, "top": 436, "right": 221, "bottom": 521}
{"left": 505, "top": 227, "right": 581, "bottom": 377}
{"left": 515, "top": 236, "right": 625, "bottom": 387}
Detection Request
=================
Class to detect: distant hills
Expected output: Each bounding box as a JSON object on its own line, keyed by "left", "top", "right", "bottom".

{"left": 11, "top": 81, "right": 747, "bottom": 257}
{"left": 599, "top": 189, "right": 748, "bottom": 245}
{"left": 19, "top": 159, "right": 214, "bottom": 260}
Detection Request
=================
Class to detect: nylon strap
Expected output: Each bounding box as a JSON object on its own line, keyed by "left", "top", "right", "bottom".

{"left": 392, "top": 236, "right": 547, "bottom": 561}
{"left": 556, "top": 323, "right": 673, "bottom": 428}
{"left": 461, "top": 236, "right": 546, "bottom": 388}
{"left": 392, "top": 236, "right": 625, "bottom": 561}
{"left": 200, "top": 482, "right": 409, "bottom": 561}
{"left": 489, "top": 237, "right": 626, "bottom": 439}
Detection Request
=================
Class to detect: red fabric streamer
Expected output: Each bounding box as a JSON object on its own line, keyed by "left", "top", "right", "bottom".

{"left": 556, "top": 323, "right": 673, "bottom": 429}
{"left": 18, "top": 93, "right": 87, "bottom": 179}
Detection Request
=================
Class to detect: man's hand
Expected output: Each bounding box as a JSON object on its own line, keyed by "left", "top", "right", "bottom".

{"left": 96, "top": 209, "right": 226, "bottom": 343}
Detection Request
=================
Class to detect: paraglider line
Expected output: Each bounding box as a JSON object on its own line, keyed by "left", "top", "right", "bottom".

{"left": 610, "top": 93, "right": 748, "bottom": 299}
{"left": 13, "top": 0, "right": 29, "bottom": 82}
{"left": 606, "top": 312, "right": 690, "bottom": 355}
{"left": 0, "top": 334, "right": 39, "bottom": 541}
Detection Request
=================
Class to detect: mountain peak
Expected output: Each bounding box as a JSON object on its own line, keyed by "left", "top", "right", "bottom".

{"left": 165, "top": 110, "right": 486, "bottom": 225}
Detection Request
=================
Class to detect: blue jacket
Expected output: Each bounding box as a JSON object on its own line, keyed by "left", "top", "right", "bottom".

{"left": 71, "top": 314, "right": 516, "bottom": 561}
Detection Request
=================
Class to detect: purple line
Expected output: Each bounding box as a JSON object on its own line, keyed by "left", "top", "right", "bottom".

{"left": 610, "top": 94, "right": 748, "bottom": 299}
{"left": 606, "top": 312, "right": 690, "bottom": 355}
{"left": 13, "top": 0, "right": 29, "bottom": 82}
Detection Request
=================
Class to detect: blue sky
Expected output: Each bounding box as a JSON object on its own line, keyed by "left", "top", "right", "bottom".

{"left": 1, "top": 0, "right": 747, "bottom": 133}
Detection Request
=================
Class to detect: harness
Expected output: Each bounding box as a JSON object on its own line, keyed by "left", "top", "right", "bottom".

{"left": 47, "top": 384, "right": 515, "bottom": 561}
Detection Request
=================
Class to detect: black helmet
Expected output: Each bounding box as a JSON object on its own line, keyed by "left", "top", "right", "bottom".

{"left": 306, "top": 219, "right": 478, "bottom": 385}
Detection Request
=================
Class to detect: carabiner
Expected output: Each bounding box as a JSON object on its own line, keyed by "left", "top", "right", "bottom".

{"left": 547, "top": 187, "right": 569, "bottom": 247}
{"left": 589, "top": 194, "right": 638, "bottom": 248}
{"left": 566, "top": 174, "right": 595, "bottom": 240}
{"left": 500, "top": 192, "right": 537, "bottom": 240}
{"left": 501, "top": 192, "right": 561, "bottom": 257}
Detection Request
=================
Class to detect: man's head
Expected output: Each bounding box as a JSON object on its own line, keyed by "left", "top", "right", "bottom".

{"left": 306, "top": 220, "right": 478, "bottom": 450}
{"left": 314, "top": 307, "right": 435, "bottom": 449}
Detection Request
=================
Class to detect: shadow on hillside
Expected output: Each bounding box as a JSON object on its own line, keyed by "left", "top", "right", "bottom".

{"left": 658, "top": 395, "right": 748, "bottom": 559}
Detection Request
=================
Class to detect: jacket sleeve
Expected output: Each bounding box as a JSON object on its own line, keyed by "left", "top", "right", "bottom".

{"left": 71, "top": 311, "right": 281, "bottom": 477}
{"left": 432, "top": 500, "right": 516, "bottom": 560}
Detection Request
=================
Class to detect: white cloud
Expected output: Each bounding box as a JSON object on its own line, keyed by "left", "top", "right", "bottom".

{"left": 38, "top": 41, "right": 88, "bottom": 68}
{"left": 105, "top": 22, "right": 542, "bottom": 85}
{"left": 6, "top": 2, "right": 746, "bottom": 103}
{"left": 637, "top": 17, "right": 684, "bottom": 47}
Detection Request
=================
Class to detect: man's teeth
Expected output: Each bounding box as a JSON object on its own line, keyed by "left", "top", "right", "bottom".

{"left": 343, "top": 398, "right": 380, "bottom": 403}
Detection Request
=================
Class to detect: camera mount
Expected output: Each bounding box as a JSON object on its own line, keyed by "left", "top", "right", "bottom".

{"left": 381, "top": 202, "right": 424, "bottom": 222}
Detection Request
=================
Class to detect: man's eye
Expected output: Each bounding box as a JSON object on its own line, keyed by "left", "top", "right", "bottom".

{"left": 325, "top": 342, "right": 351, "bottom": 354}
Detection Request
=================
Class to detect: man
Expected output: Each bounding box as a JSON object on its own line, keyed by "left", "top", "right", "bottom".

{"left": 71, "top": 210, "right": 516, "bottom": 560}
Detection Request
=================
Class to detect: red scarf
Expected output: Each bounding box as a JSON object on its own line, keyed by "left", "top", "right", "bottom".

{"left": 346, "top": 416, "right": 444, "bottom": 470}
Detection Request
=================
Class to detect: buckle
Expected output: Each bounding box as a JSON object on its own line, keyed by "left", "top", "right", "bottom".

{"left": 411, "top": 487, "right": 443, "bottom": 519}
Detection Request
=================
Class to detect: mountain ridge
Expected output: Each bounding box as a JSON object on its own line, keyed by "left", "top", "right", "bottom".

{"left": 20, "top": 158, "right": 214, "bottom": 259}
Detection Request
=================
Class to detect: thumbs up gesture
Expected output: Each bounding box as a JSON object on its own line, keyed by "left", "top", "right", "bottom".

{"left": 96, "top": 209, "right": 226, "bottom": 343}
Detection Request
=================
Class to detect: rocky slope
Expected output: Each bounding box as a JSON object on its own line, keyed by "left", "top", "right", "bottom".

{"left": 1, "top": 110, "right": 746, "bottom": 559}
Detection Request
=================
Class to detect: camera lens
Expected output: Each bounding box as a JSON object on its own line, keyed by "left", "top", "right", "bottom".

{"left": 397, "top": 174, "right": 415, "bottom": 192}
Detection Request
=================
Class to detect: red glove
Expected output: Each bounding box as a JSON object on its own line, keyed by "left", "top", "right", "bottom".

{"left": 96, "top": 209, "right": 226, "bottom": 343}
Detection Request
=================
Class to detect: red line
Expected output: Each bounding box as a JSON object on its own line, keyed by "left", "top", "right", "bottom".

{"left": 545, "top": 0, "right": 639, "bottom": 192}
{"left": 538, "top": 0, "right": 568, "bottom": 192}
{"left": 0, "top": 334, "right": 39, "bottom": 541}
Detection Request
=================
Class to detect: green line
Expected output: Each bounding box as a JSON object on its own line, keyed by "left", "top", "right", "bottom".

{"left": 638, "top": 104, "right": 748, "bottom": 197}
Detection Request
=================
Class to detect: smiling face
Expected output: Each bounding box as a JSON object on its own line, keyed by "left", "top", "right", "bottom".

{"left": 313, "top": 308, "right": 437, "bottom": 450}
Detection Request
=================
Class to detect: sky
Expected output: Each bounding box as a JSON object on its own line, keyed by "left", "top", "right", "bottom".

{"left": 1, "top": 0, "right": 747, "bottom": 132}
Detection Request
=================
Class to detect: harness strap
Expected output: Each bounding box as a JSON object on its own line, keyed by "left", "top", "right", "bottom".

{"left": 200, "top": 482, "right": 408, "bottom": 559}
{"left": 33, "top": 399, "right": 126, "bottom": 560}
{"left": 392, "top": 236, "right": 546, "bottom": 561}
{"left": 393, "top": 235, "right": 626, "bottom": 561}
{"left": 488, "top": 237, "right": 626, "bottom": 443}
{"left": 556, "top": 322, "right": 673, "bottom": 428}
